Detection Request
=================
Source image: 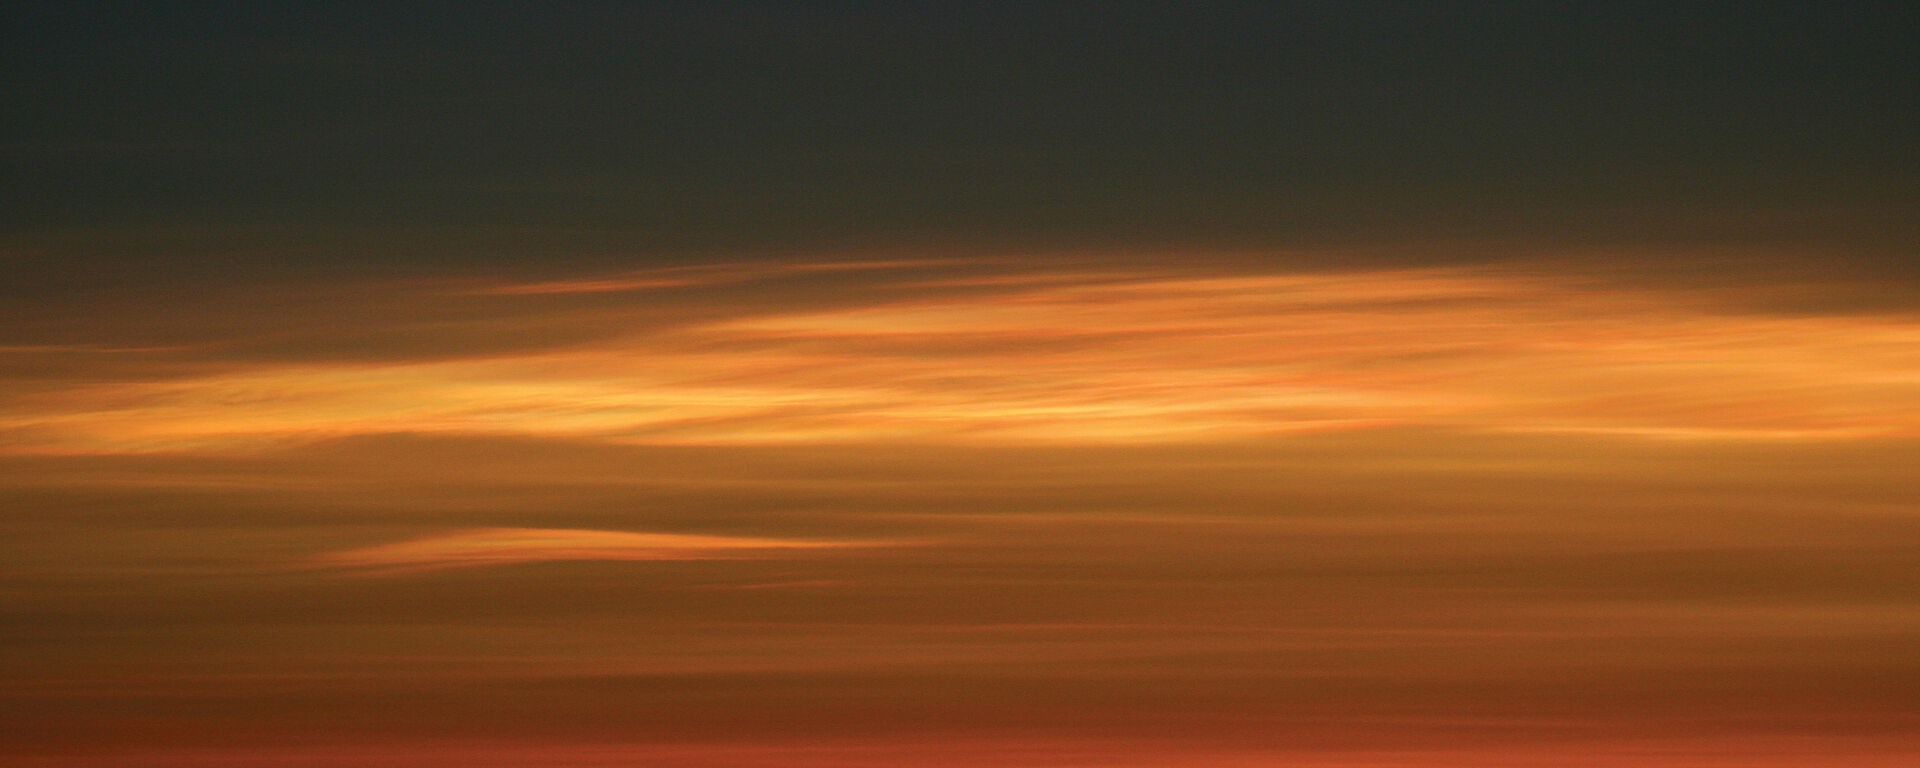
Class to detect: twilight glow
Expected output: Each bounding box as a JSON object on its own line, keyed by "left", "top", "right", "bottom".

{"left": 4, "top": 253, "right": 1917, "bottom": 767}
{"left": 5, "top": 3, "right": 1917, "bottom": 766}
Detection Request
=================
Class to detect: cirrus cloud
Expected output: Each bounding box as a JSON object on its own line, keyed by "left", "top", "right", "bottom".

{"left": 312, "top": 527, "right": 882, "bottom": 574}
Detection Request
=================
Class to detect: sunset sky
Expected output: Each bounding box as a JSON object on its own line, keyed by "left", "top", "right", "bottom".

{"left": 4, "top": 3, "right": 1918, "bottom": 766}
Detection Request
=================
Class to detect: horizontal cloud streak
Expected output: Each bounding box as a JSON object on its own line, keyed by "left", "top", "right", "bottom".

{"left": 312, "top": 527, "right": 878, "bottom": 573}
{"left": 3, "top": 259, "right": 1918, "bottom": 453}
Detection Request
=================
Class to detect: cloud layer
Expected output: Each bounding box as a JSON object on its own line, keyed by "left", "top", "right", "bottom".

{"left": 4, "top": 260, "right": 1918, "bottom": 453}
{"left": 3, "top": 254, "right": 1916, "bottom": 766}
{"left": 313, "top": 527, "right": 878, "bottom": 573}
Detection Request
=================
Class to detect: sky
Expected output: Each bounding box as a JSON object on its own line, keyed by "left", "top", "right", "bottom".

{"left": 3, "top": 2, "right": 1918, "bottom": 766}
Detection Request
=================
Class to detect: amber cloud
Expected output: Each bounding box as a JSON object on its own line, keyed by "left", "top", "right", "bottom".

{"left": 3, "top": 261, "right": 1917, "bottom": 453}
{"left": 3, "top": 255, "right": 1918, "bottom": 767}
{"left": 312, "top": 527, "right": 879, "bottom": 573}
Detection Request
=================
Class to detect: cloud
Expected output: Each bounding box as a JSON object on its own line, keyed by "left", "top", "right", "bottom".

{"left": 311, "top": 527, "right": 877, "bottom": 573}
{"left": 4, "top": 260, "right": 1919, "bottom": 454}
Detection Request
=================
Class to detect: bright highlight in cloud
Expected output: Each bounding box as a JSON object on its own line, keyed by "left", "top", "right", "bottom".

{"left": 313, "top": 527, "right": 873, "bottom": 573}
{"left": 3, "top": 260, "right": 1918, "bottom": 453}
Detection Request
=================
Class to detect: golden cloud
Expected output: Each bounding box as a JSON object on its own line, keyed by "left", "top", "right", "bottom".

{"left": 4, "top": 263, "right": 1917, "bottom": 453}
{"left": 312, "top": 527, "right": 876, "bottom": 573}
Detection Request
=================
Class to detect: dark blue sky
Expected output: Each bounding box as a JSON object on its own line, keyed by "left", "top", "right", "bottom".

{"left": 5, "top": 1, "right": 1915, "bottom": 277}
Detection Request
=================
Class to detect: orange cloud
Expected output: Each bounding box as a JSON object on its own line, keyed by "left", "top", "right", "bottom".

{"left": 4, "top": 262, "right": 1918, "bottom": 453}
{"left": 312, "top": 527, "right": 877, "bottom": 573}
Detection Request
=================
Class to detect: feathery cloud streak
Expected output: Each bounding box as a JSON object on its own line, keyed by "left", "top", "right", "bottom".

{"left": 311, "top": 527, "right": 878, "bottom": 573}
{"left": 4, "top": 261, "right": 1917, "bottom": 453}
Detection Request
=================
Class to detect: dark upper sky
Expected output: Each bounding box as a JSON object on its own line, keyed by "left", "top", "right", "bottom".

{"left": 4, "top": 1, "right": 1915, "bottom": 277}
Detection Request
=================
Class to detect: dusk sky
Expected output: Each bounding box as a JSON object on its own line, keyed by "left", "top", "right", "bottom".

{"left": 4, "top": 3, "right": 1918, "bottom": 766}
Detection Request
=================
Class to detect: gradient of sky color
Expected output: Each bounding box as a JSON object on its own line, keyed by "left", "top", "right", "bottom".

{"left": 3, "top": 3, "right": 1917, "bottom": 766}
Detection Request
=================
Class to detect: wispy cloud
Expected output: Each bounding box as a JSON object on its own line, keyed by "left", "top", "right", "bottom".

{"left": 311, "top": 527, "right": 880, "bottom": 574}
{"left": 4, "top": 261, "right": 1918, "bottom": 453}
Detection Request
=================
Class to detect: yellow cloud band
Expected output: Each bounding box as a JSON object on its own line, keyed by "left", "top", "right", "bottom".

{"left": 312, "top": 527, "right": 875, "bottom": 572}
